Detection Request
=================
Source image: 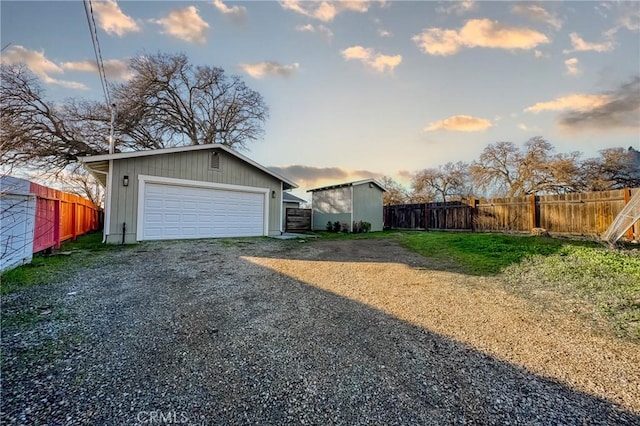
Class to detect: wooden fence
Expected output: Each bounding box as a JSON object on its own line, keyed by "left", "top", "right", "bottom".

{"left": 384, "top": 188, "right": 639, "bottom": 239}
{"left": 1, "top": 177, "right": 101, "bottom": 271}
{"left": 285, "top": 208, "right": 311, "bottom": 233}
{"left": 383, "top": 202, "right": 472, "bottom": 230}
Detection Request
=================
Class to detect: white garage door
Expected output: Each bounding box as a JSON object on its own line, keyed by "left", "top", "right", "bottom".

{"left": 141, "top": 182, "right": 266, "bottom": 240}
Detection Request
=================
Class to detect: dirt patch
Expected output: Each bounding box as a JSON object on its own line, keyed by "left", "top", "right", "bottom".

{"left": 250, "top": 239, "right": 640, "bottom": 414}
{"left": 2, "top": 237, "right": 639, "bottom": 424}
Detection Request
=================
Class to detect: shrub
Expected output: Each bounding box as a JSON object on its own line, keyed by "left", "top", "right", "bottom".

{"left": 326, "top": 221, "right": 333, "bottom": 232}
{"left": 352, "top": 221, "right": 361, "bottom": 233}
{"left": 333, "top": 221, "right": 342, "bottom": 232}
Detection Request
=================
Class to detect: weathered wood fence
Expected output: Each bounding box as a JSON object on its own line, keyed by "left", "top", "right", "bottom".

{"left": 384, "top": 188, "right": 639, "bottom": 239}
{"left": 285, "top": 208, "right": 311, "bottom": 233}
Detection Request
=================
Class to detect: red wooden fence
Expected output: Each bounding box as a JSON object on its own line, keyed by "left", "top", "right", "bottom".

{"left": 29, "top": 182, "right": 101, "bottom": 252}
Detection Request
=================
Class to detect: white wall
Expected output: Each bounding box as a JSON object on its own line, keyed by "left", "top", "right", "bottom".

{"left": 1, "top": 177, "right": 36, "bottom": 271}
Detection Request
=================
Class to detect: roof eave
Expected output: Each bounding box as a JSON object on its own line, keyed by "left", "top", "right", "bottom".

{"left": 307, "top": 178, "right": 386, "bottom": 193}
{"left": 78, "top": 144, "right": 298, "bottom": 189}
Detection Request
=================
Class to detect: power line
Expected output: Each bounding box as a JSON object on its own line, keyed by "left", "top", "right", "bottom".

{"left": 83, "top": 0, "right": 111, "bottom": 106}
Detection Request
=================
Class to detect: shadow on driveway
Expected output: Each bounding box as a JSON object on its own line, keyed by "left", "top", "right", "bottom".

{"left": 1, "top": 238, "right": 638, "bottom": 425}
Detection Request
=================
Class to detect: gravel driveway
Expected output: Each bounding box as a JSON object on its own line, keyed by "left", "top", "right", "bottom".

{"left": 2, "top": 237, "right": 639, "bottom": 425}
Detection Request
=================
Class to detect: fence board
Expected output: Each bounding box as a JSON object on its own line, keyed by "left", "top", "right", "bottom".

{"left": 285, "top": 208, "right": 311, "bottom": 233}
{"left": 384, "top": 188, "right": 639, "bottom": 239}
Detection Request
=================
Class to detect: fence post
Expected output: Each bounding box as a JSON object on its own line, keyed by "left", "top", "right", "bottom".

{"left": 424, "top": 203, "right": 429, "bottom": 231}
{"left": 624, "top": 188, "right": 633, "bottom": 240}
{"left": 54, "top": 199, "right": 61, "bottom": 249}
{"left": 470, "top": 198, "right": 477, "bottom": 232}
{"left": 71, "top": 202, "right": 78, "bottom": 240}
{"left": 529, "top": 194, "right": 537, "bottom": 230}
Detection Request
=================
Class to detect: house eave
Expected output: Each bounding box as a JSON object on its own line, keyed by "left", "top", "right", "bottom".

{"left": 78, "top": 144, "right": 298, "bottom": 190}
{"left": 307, "top": 178, "right": 386, "bottom": 193}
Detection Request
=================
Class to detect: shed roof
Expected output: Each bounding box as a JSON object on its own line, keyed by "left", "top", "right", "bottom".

{"left": 78, "top": 144, "right": 297, "bottom": 190}
{"left": 307, "top": 178, "right": 386, "bottom": 193}
{"left": 283, "top": 192, "right": 306, "bottom": 203}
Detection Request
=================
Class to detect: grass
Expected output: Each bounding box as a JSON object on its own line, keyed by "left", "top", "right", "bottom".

{"left": 399, "top": 231, "right": 598, "bottom": 276}
{"left": 0, "top": 231, "right": 114, "bottom": 295}
{"left": 501, "top": 244, "right": 640, "bottom": 341}
{"left": 393, "top": 231, "right": 640, "bottom": 341}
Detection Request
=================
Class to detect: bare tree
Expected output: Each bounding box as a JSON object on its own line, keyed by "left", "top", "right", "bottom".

{"left": 470, "top": 137, "right": 583, "bottom": 197}
{"left": 412, "top": 161, "right": 469, "bottom": 202}
{"left": 580, "top": 147, "right": 640, "bottom": 190}
{"left": 109, "top": 52, "right": 268, "bottom": 150}
{"left": 380, "top": 176, "right": 408, "bottom": 205}
{"left": 33, "top": 165, "right": 105, "bottom": 207}
{"left": 1, "top": 52, "right": 269, "bottom": 174}
{"left": 470, "top": 141, "right": 520, "bottom": 197}
{"left": 1, "top": 64, "right": 107, "bottom": 173}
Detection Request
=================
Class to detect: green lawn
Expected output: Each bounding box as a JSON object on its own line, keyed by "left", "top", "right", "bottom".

{"left": 400, "top": 231, "right": 593, "bottom": 275}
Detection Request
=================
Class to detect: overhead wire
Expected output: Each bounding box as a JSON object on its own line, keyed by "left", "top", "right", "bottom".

{"left": 83, "top": 0, "right": 111, "bottom": 107}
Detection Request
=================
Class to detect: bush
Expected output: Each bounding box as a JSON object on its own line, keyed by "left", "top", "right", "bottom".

{"left": 333, "top": 221, "right": 342, "bottom": 233}
{"left": 326, "top": 221, "right": 333, "bottom": 232}
{"left": 352, "top": 221, "right": 361, "bottom": 233}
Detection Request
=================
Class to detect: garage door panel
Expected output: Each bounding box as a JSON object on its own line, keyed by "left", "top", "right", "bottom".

{"left": 141, "top": 182, "right": 265, "bottom": 240}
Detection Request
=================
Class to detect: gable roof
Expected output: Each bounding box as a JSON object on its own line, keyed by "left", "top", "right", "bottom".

{"left": 78, "top": 144, "right": 297, "bottom": 190}
{"left": 307, "top": 178, "right": 386, "bottom": 193}
{"left": 283, "top": 192, "right": 306, "bottom": 203}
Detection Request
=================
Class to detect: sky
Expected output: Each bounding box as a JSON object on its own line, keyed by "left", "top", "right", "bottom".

{"left": 1, "top": 0, "right": 639, "bottom": 201}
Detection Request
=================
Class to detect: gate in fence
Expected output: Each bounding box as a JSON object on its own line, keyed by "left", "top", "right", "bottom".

{"left": 285, "top": 208, "right": 311, "bottom": 233}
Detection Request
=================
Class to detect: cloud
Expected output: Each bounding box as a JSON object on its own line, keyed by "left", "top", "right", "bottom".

{"left": 280, "top": 0, "right": 371, "bottom": 22}
{"left": 154, "top": 6, "right": 209, "bottom": 44}
{"left": 239, "top": 61, "right": 300, "bottom": 79}
{"left": 558, "top": 77, "right": 640, "bottom": 132}
{"left": 212, "top": 0, "right": 247, "bottom": 24}
{"left": 378, "top": 29, "right": 392, "bottom": 37}
{"left": 563, "top": 32, "right": 614, "bottom": 53}
{"left": 436, "top": 0, "right": 476, "bottom": 15}
{"left": 295, "top": 23, "right": 334, "bottom": 41}
{"left": 269, "top": 165, "right": 383, "bottom": 188}
{"left": 602, "top": 2, "right": 640, "bottom": 36}
{"left": 564, "top": 57, "right": 581, "bottom": 76}
{"left": 412, "top": 19, "right": 549, "bottom": 56}
{"left": 517, "top": 123, "right": 542, "bottom": 132}
{"left": 424, "top": 115, "right": 493, "bottom": 132}
{"left": 341, "top": 45, "right": 402, "bottom": 73}
{"left": 534, "top": 49, "right": 548, "bottom": 59}
{"left": 92, "top": 0, "right": 140, "bottom": 36}
{"left": 524, "top": 94, "right": 610, "bottom": 113}
{"left": 61, "top": 59, "right": 133, "bottom": 81}
{"left": 618, "top": 7, "right": 640, "bottom": 32}
{"left": 0, "top": 45, "right": 87, "bottom": 89}
{"left": 512, "top": 4, "right": 562, "bottom": 30}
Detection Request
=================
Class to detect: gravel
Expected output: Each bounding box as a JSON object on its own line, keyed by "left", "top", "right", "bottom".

{"left": 2, "top": 237, "right": 639, "bottom": 425}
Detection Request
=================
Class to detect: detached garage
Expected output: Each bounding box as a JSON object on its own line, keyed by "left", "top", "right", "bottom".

{"left": 79, "top": 144, "right": 297, "bottom": 244}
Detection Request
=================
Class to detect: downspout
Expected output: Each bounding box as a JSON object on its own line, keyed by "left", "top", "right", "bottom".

{"left": 103, "top": 159, "right": 114, "bottom": 243}
{"left": 84, "top": 165, "right": 110, "bottom": 243}
{"left": 279, "top": 182, "right": 283, "bottom": 235}
{"left": 350, "top": 185, "right": 354, "bottom": 233}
